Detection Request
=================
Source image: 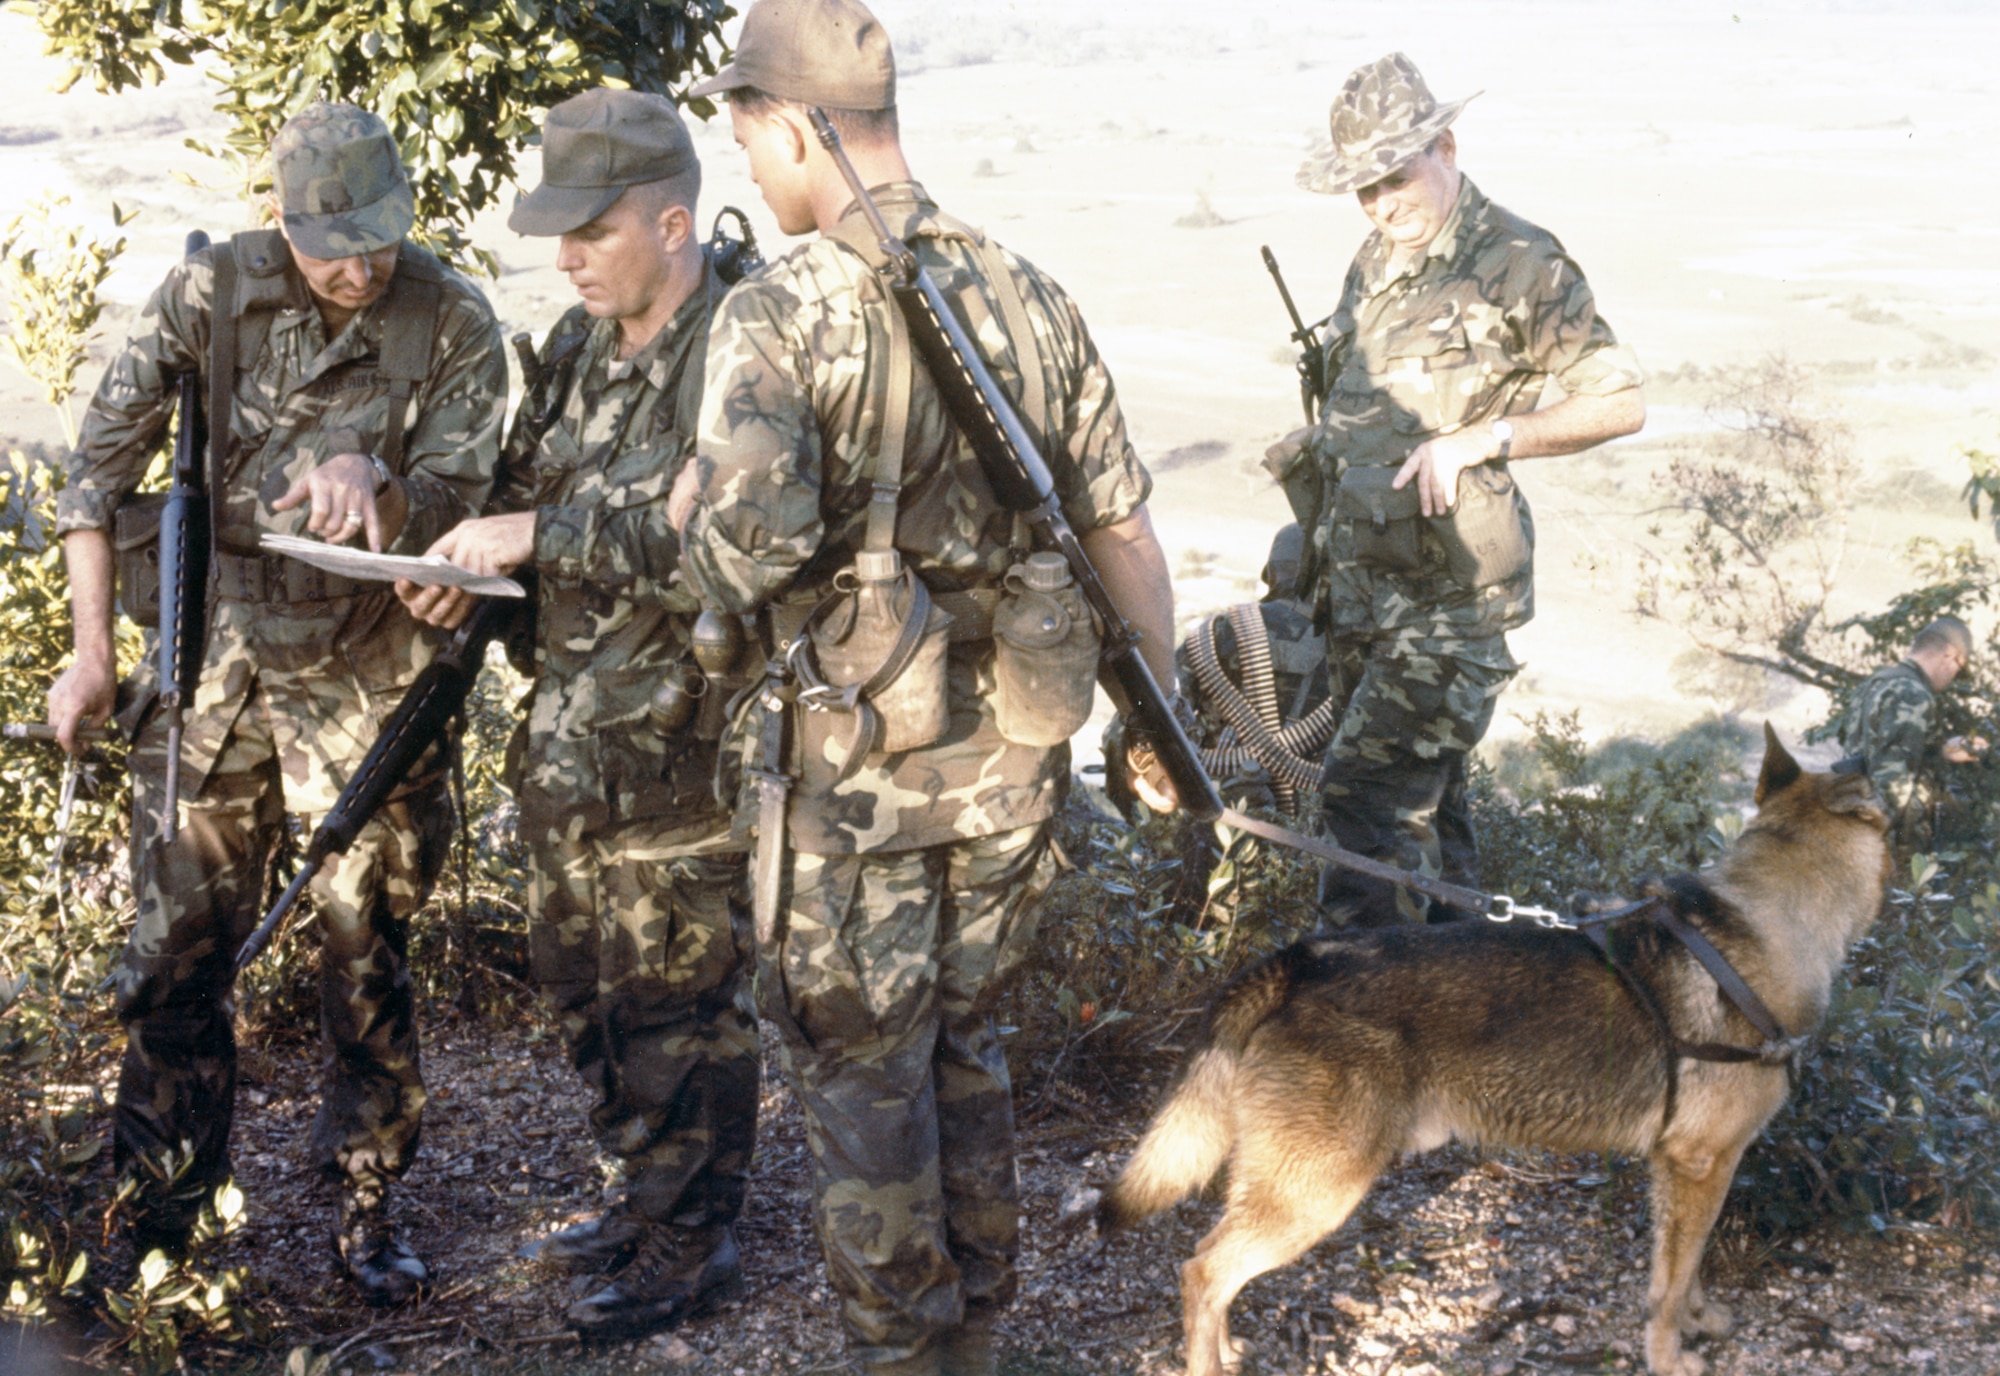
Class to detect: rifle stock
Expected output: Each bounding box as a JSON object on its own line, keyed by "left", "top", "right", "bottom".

{"left": 156, "top": 229, "right": 213, "bottom": 843}
{"left": 235, "top": 593, "right": 516, "bottom": 972}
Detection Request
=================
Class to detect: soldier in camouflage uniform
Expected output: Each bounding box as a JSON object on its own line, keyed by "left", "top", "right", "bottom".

{"left": 1838, "top": 617, "right": 1986, "bottom": 846}
{"left": 399, "top": 89, "right": 757, "bottom": 1342}
{"left": 46, "top": 103, "right": 506, "bottom": 1301}
{"left": 1267, "top": 54, "right": 1646, "bottom": 924}
{"left": 672, "top": 3, "right": 1172, "bottom": 1371}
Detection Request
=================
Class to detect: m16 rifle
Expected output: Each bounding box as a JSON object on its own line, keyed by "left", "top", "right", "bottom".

{"left": 234, "top": 593, "right": 516, "bottom": 971}
{"left": 806, "top": 112, "right": 1508, "bottom": 921}
{"left": 156, "top": 229, "right": 214, "bottom": 842}
{"left": 1260, "top": 246, "right": 1325, "bottom": 427}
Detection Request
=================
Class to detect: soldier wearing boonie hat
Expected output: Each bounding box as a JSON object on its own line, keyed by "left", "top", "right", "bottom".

{"left": 672, "top": 3, "right": 1175, "bottom": 1374}
{"left": 47, "top": 98, "right": 506, "bottom": 1304}
{"left": 397, "top": 85, "right": 760, "bottom": 1343}
{"left": 1263, "top": 52, "right": 1647, "bottom": 927}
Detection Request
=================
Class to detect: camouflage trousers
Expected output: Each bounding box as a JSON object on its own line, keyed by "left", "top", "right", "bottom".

{"left": 526, "top": 819, "right": 759, "bottom": 1228}
{"left": 116, "top": 678, "right": 448, "bottom": 1225}
{"left": 760, "top": 822, "right": 1057, "bottom": 1370}
{"left": 1315, "top": 637, "right": 1515, "bottom": 925}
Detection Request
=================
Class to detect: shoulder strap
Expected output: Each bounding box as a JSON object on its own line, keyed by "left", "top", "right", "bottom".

{"left": 821, "top": 222, "right": 912, "bottom": 557}
{"left": 206, "top": 242, "right": 237, "bottom": 538}
{"left": 375, "top": 243, "right": 446, "bottom": 472}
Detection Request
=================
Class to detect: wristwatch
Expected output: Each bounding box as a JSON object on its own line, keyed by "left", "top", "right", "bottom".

{"left": 367, "top": 453, "right": 395, "bottom": 496}
{"left": 1489, "top": 418, "right": 1514, "bottom": 461}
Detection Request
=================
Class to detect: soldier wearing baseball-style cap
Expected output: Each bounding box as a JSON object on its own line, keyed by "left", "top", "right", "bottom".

{"left": 508, "top": 87, "right": 700, "bottom": 236}
{"left": 399, "top": 84, "right": 764, "bottom": 1346}
{"left": 49, "top": 97, "right": 508, "bottom": 1309}
{"left": 270, "top": 101, "right": 417, "bottom": 259}
{"left": 672, "top": 3, "right": 1178, "bottom": 1374}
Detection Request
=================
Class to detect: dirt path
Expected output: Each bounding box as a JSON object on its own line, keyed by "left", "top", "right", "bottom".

{"left": 175, "top": 1010, "right": 2000, "bottom": 1375}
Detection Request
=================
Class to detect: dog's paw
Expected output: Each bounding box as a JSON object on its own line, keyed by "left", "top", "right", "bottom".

{"left": 1645, "top": 1328, "right": 1707, "bottom": 1376}
{"left": 1220, "top": 1334, "right": 1251, "bottom": 1375}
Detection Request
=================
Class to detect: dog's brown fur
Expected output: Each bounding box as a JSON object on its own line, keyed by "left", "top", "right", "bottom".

{"left": 1100, "top": 726, "right": 1890, "bottom": 1376}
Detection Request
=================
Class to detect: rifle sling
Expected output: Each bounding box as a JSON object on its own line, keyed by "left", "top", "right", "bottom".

{"left": 207, "top": 245, "right": 236, "bottom": 557}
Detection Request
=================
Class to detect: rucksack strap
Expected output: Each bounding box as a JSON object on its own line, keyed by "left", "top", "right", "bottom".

{"left": 375, "top": 243, "right": 445, "bottom": 472}
{"left": 206, "top": 243, "right": 237, "bottom": 541}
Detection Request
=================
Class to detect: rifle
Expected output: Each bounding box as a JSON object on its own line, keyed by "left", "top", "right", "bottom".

{"left": 154, "top": 229, "right": 214, "bottom": 844}
{"left": 234, "top": 593, "right": 515, "bottom": 972}
{"left": 807, "top": 113, "right": 1509, "bottom": 921}
{"left": 6, "top": 724, "right": 115, "bottom": 744}
{"left": 1260, "top": 246, "right": 1324, "bottom": 426}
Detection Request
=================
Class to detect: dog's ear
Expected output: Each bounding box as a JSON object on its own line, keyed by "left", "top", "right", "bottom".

{"left": 1755, "top": 722, "right": 1803, "bottom": 805}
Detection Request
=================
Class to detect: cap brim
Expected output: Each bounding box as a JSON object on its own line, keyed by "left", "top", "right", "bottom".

{"left": 508, "top": 181, "right": 627, "bottom": 237}
{"left": 1296, "top": 94, "right": 1478, "bottom": 197}
{"left": 283, "top": 181, "right": 415, "bottom": 258}
{"left": 687, "top": 61, "right": 750, "bottom": 100}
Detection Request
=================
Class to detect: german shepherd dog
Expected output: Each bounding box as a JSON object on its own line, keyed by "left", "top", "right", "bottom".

{"left": 1099, "top": 727, "right": 1890, "bottom": 1376}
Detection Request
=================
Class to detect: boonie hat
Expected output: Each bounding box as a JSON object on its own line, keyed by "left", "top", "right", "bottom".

{"left": 1297, "top": 53, "right": 1479, "bottom": 197}
{"left": 688, "top": 0, "right": 895, "bottom": 111}
{"left": 270, "top": 103, "right": 416, "bottom": 259}
{"left": 510, "top": 88, "right": 699, "bottom": 237}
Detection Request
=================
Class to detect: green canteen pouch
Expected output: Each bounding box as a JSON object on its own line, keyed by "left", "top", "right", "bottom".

{"left": 1434, "top": 462, "right": 1533, "bottom": 589}
{"left": 1332, "top": 464, "right": 1424, "bottom": 573}
{"left": 113, "top": 492, "right": 169, "bottom": 628}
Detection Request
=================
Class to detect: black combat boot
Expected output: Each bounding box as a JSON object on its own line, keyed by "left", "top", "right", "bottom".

{"left": 566, "top": 1222, "right": 744, "bottom": 1342}
{"left": 517, "top": 1206, "right": 648, "bottom": 1273}
{"left": 334, "top": 1188, "right": 427, "bottom": 1307}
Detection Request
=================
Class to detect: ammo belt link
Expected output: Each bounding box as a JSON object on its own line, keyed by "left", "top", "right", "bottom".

{"left": 213, "top": 547, "right": 369, "bottom": 604}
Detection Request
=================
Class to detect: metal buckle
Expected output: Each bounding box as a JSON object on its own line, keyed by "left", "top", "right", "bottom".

{"left": 1488, "top": 895, "right": 1570, "bottom": 929}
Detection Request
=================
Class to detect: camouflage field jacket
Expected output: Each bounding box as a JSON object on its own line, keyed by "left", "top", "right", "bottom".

{"left": 491, "top": 264, "right": 727, "bottom": 838}
{"left": 56, "top": 240, "right": 505, "bottom": 810}
{"left": 1305, "top": 177, "right": 1643, "bottom": 654}
{"left": 682, "top": 182, "right": 1152, "bottom": 854}
{"left": 1838, "top": 659, "right": 1937, "bottom": 838}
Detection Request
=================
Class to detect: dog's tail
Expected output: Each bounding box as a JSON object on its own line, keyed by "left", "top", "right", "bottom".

{"left": 1097, "top": 946, "right": 1299, "bottom": 1234}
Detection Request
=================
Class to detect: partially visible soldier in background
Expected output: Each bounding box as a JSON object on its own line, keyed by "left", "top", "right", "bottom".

{"left": 1269, "top": 53, "right": 1646, "bottom": 925}
{"left": 397, "top": 89, "right": 759, "bottom": 1342}
{"left": 672, "top": 1, "right": 1174, "bottom": 1371}
{"left": 1839, "top": 616, "right": 1987, "bottom": 846}
{"left": 45, "top": 103, "right": 506, "bottom": 1301}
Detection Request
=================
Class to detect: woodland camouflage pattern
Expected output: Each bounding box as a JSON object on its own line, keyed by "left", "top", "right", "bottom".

{"left": 61, "top": 238, "right": 504, "bottom": 1217}
{"left": 681, "top": 182, "right": 1151, "bottom": 856}
{"left": 1838, "top": 659, "right": 1937, "bottom": 841}
{"left": 494, "top": 261, "right": 758, "bottom": 1230}
{"left": 1296, "top": 51, "right": 1475, "bottom": 197}
{"left": 492, "top": 266, "right": 724, "bottom": 835}
{"left": 760, "top": 824, "right": 1056, "bottom": 1368}
{"left": 1305, "top": 176, "right": 1642, "bottom": 644}
{"left": 269, "top": 102, "right": 418, "bottom": 258}
{"left": 683, "top": 182, "right": 1145, "bottom": 1366}
{"left": 1295, "top": 176, "right": 1641, "bottom": 924}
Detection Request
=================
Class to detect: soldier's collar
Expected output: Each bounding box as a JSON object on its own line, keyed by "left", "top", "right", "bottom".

{"left": 835, "top": 180, "right": 934, "bottom": 225}
{"left": 1423, "top": 175, "right": 1485, "bottom": 267}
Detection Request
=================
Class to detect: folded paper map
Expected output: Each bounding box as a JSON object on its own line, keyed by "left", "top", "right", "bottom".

{"left": 258, "top": 534, "right": 527, "bottom": 598}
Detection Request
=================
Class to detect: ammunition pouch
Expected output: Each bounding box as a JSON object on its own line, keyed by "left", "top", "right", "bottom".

{"left": 114, "top": 493, "right": 169, "bottom": 628}
{"left": 1332, "top": 465, "right": 1424, "bottom": 573}
{"left": 992, "top": 552, "right": 1101, "bottom": 747}
{"left": 1433, "top": 462, "right": 1533, "bottom": 589}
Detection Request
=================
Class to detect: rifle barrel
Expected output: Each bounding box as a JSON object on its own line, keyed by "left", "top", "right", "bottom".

{"left": 235, "top": 857, "right": 320, "bottom": 973}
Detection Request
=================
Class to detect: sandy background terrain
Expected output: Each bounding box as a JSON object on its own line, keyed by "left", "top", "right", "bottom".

{"left": 4, "top": 0, "right": 1998, "bottom": 760}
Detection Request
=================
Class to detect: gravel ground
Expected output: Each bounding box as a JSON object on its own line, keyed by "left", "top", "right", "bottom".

{"left": 102, "top": 1011, "right": 2000, "bottom": 1375}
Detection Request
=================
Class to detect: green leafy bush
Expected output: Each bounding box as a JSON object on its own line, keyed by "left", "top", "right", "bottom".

{"left": 33, "top": 0, "right": 735, "bottom": 271}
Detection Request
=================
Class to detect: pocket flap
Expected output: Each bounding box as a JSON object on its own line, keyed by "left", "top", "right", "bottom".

{"left": 1332, "top": 465, "right": 1422, "bottom": 527}
{"left": 113, "top": 492, "right": 169, "bottom": 551}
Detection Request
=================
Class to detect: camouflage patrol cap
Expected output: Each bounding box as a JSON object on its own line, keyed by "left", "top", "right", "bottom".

{"left": 270, "top": 102, "right": 415, "bottom": 259}
{"left": 687, "top": 0, "right": 895, "bottom": 111}
{"left": 509, "top": 89, "right": 699, "bottom": 237}
{"left": 1297, "top": 53, "right": 1480, "bottom": 197}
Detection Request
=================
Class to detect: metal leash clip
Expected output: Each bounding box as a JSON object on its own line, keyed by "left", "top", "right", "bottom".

{"left": 1487, "top": 895, "right": 1570, "bottom": 929}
